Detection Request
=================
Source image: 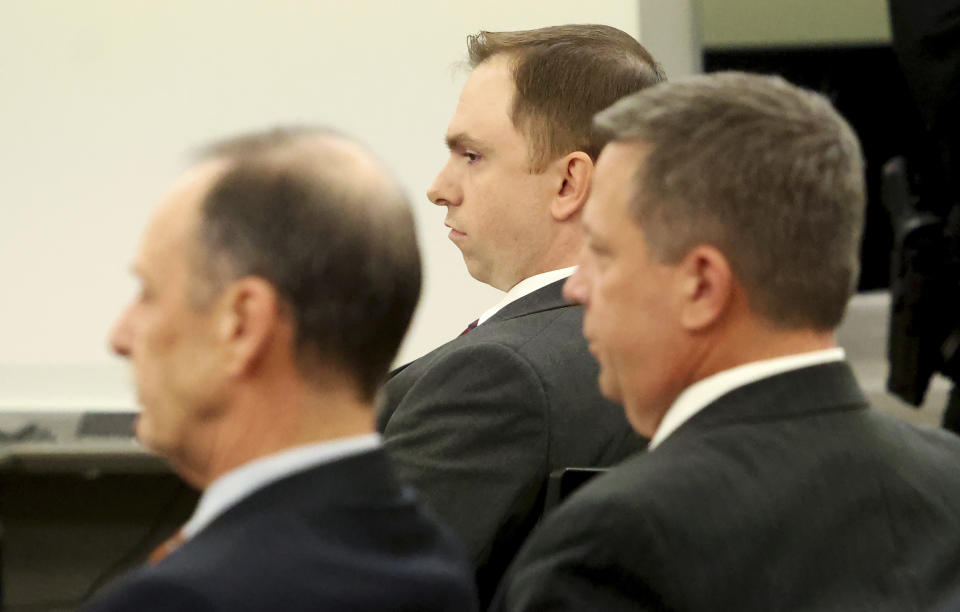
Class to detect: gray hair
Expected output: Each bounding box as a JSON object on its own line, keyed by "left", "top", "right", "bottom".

{"left": 191, "top": 127, "right": 421, "bottom": 400}
{"left": 594, "top": 71, "right": 865, "bottom": 330}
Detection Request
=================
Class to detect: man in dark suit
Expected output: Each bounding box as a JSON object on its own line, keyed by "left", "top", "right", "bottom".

{"left": 377, "top": 25, "right": 661, "bottom": 602}
{"left": 494, "top": 72, "right": 960, "bottom": 610}
{"left": 83, "top": 128, "right": 477, "bottom": 611}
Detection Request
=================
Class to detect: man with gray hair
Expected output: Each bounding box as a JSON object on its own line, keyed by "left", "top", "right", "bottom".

{"left": 493, "top": 72, "right": 960, "bottom": 610}
{"left": 83, "top": 128, "right": 477, "bottom": 611}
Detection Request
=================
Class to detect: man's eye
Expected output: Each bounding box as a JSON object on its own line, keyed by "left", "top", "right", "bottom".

{"left": 463, "top": 152, "right": 481, "bottom": 164}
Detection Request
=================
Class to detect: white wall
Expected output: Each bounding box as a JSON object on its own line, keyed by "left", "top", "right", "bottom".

{"left": 639, "top": 0, "right": 701, "bottom": 77}
{"left": 0, "top": 1, "right": 667, "bottom": 409}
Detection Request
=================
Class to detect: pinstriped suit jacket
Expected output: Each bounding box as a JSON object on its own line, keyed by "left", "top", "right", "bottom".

{"left": 378, "top": 279, "right": 647, "bottom": 604}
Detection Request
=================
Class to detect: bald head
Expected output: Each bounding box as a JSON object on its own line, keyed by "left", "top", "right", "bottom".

{"left": 203, "top": 129, "right": 405, "bottom": 206}
{"left": 191, "top": 127, "right": 421, "bottom": 399}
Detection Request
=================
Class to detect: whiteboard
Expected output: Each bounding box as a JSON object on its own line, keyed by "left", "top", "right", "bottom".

{"left": 0, "top": 1, "right": 646, "bottom": 410}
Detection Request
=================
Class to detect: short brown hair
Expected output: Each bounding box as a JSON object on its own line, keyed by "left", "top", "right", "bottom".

{"left": 594, "top": 72, "right": 865, "bottom": 330}
{"left": 192, "top": 127, "right": 421, "bottom": 400}
{"left": 467, "top": 24, "right": 664, "bottom": 170}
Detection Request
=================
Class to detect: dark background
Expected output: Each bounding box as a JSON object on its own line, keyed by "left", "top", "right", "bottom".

{"left": 704, "top": 44, "right": 924, "bottom": 291}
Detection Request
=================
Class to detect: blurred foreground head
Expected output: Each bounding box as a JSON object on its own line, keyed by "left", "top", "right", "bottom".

{"left": 110, "top": 127, "right": 420, "bottom": 483}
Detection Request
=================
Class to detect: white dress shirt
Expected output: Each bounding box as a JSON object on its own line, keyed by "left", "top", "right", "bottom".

{"left": 181, "top": 433, "right": 381, "bottom": 539}
{"left": 648, "top": 348, "right": 846, "bottom": 450}
{"left": 476, "top": 267, "right": 576, "bottom": 326}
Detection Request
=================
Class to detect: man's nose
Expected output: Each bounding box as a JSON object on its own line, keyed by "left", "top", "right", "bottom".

{"left": 426, "top": 162, "right": 460, "bottom": 207}
{"left": 109, "top": 306, "right": 134, "bottom": 358}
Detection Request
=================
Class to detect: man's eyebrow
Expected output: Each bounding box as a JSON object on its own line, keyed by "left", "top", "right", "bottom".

{"left": 445, "top": 133, "right": 485, "bottom": 152}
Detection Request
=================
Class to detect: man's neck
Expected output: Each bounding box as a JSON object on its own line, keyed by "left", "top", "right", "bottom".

{"left": 491, "top": 225, "right": 582, "bottom": 291}
{"left": 686, "top": 322, "right": 838, "bottom": 395}
{"left": 177, "top": 383, "right": 374, "bottom": 489}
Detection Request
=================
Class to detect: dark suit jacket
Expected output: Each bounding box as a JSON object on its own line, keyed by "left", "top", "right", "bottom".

{"left": 494, "top": 362, "right": 960, "bottom": 611}
{"left": 378, "top": 279, "right": 646, "bottom": 603}
{"left": 82, "top": 448, "right": 478, "bottom": 612}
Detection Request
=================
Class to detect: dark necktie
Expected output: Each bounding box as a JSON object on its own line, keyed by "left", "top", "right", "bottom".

{"left": 460, "top": 319, "right": 479, "bottom": 336}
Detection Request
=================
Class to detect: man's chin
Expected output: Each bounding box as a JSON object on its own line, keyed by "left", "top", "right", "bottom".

{"left": 597, "top": 372, "right": 624, "bottom": 405}
{"left": 463, "top": 259, "right": 486, "bottom": 283}
{"left": 133, "top": 414, "right": 161, "bottom": 454}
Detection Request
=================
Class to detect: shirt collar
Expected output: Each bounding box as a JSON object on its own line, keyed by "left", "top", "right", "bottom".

{"left": 648, "top": 348, "right": 846, "bottom": 450}
{"left": 477, "top": 267, "right": 576, "bottom": 326}
{"left": 181, "top": 433, "right": 381, "bottom": 539}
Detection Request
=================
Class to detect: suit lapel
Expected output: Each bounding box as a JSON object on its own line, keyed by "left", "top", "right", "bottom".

{"left": 485, "top": 279, "right": 571, "bottom": 324}
{"left": 378, "top": 279, "right": 573, "bottom": 431}
{"left": 385, "top": 279, "right": 572, "bottom": 379}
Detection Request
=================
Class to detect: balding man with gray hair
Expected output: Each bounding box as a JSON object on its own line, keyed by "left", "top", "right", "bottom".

{"left": 493, "top": 72, "right": 960, "bottom": 611}
{"left": 84, "top": 128, "right": 477, "bottom": 612}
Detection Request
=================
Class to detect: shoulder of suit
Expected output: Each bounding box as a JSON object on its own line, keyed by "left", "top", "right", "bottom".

{"left": 560, "top": 437, "right": 742, "bottom": 512}
{"left": 473, "top": 305, "right": 585, "bottom": 349}
{"left": 83, "top": 566, "right": 216, "bottom": 611}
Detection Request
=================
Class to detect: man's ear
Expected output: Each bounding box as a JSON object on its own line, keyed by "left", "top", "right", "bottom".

{"left": 550, "top": 151, "right": 594, "bottom": 222}
{"left": 215, "top": 277, "right": 282, "bottom": 378}
{"left": 677, "top": 245, "right": 733, "bottom": 331}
